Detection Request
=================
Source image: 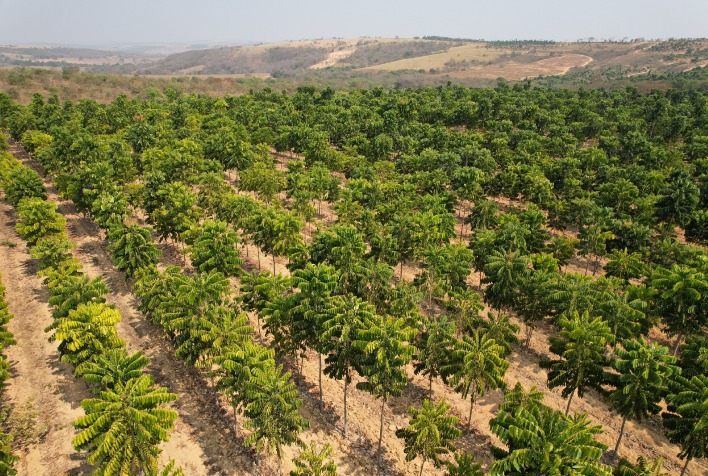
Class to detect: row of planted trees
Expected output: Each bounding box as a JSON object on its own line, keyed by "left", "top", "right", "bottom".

{"left": 0, "top": 144, "right": 182, "bottom": 476}
{"left": 0, "top": 272, "right": 17, "bottom": 475}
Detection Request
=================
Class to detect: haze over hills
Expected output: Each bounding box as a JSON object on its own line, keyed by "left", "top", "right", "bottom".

{"left": 1, "top": 37, "right": 706, "bottom": 83}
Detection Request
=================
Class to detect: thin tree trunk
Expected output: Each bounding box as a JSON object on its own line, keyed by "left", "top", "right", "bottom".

{"left": 429, "top": 374, "right": 433, "bottom": 399}
{"left": 672, "top": 332, "right": 684, "bottom": 356}
{"left": 680, "top": 456, "right": 691, "bottom": 476}
{"left": 419, "top": 460, "right": 425, "bottom": 476}
{"left": 278, "top": 453, "right": 283, "bottom": 476}
{"left": 613, "top": 415, "right": 627, "bottom": 457}
{"left": 468, "top": 395, "right": 475, "bottom": 429}
{"left": 318, "top": 353, "right": 323, "bottom": 410}
{"left": 343, "top": 377, "right": 348, "bottom": 437}
{"left": 565, "top": 390, "right": 575, "bottom": 416}
{"left": 525, "top": 323, "right": 533, "bottom": 347}
{"left": 232, "top": 403, "right": 239, "bottom": 438}
{"left": 272, "top": 253, "right": 276, "bottom": 275}
{"left": 378, "top": 398, "right": 386, "bottom": 462}
{"left": 256, "top": 247, "right": 261, "bottom": 270}
{"left": 400, "top": 261, "right": 404, "bottom": 279}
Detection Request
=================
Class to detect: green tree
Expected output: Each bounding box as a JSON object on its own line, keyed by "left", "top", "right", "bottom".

{"left": 239, "top": 161, "right": 286, "bottom": 204}
{"left": 447, "top": 330, "right": 509, "bottom": 428}
{"left": 5, "top": 166, "right": 46, "bottom": 207}
{"left": 244, "top": 365, "right": 309, "bottom": 476}
{"left": 0, "top": 430, "right": 17, "bottom": 476}
{"left": 47, "top": 302, "right": 124, "bottom": 368}
{"left": 413, "top": 315, "right": 456, "bottom": 397}
{"left": 290, "top": 441, "right": 338, "bottom": 476}
{"left": 108, "top": 225, "right": 161, "bottom": 278}
{"left": 604, "top": 248, "right": 647, "bottom": 283}
{"left": 395, "top": 399, "right": 461, "bottom": 476}
{"left": 29, "top": 234, "right": 74, "bottom": 270}
{"left": 445, "top": 451, "right": 484, "bottom": 476}
{"left": 321, "top": 295, "right": 371, "bottom": 437}
{"left": 608, "top": 338, "right": 679, "bottom": 457}
{"left": 662, "top": 374, "right": 708, "bottom": 476}
{"left": 152, "top": 182, "right": 200, "bottom": 245}
{"left": 483, "top": 250, "right": 529, "bottom": 311}
{"left": 355, "top": 315, "right": 415, "bottom": 460}
{"left": 76, "top": 349, "right": 149, "bottom": 390}
{"left": 656, "top": 171, "right": 700, "bottom": 228}
{"left": 72, "top": 375, "right": 178, "bottom": 476}
{"left": 540, "top": 311, "right": 614, "bottom": 415}
{"left": 186, "top": 219, "right": 243, "bottom": 276}
{"left": 614, "top": 457, "right": 669, "bottom": 476}
{"left": 650, "top": 264, "right": 707, "bottom": 353}
{"left": 15, "top": 197, "right": 66, "bottom": 247}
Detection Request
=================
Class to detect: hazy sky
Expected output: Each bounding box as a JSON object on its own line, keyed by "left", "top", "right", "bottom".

{"left": 0, "top": 0, "right": 706, "bottom": 46}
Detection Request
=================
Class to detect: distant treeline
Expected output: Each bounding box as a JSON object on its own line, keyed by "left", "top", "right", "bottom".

{"left": 420, "top": 36, "right": 483, "bottom": 43}
{"left": 485, "top": 40, "right": 557, "bottom": 49}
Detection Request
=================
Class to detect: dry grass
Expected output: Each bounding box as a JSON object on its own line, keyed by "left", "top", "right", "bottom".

{"left": 361, "top": 43, "right": 505, "bottom": 71}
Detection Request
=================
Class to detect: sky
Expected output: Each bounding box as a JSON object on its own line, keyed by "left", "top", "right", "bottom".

{"left": 0, "top": 0, "right": 706, "bottom": 47}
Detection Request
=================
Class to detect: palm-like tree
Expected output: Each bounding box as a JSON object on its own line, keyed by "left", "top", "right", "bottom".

{"left": 43, "top": 265, "right": 108, "bottom": 320}
{"left": 650, "top": 264, "right": 707, "bottom": 353}
{"left": 291, "top": 441, "right": 338, "bottom": 476}
{"left": 72, "top": 375, "right": 178, "bottom": 476}
{"left": 321, "top": 295, "right": 371, "bottom": 437}
{"left": 75, "top": 349, "right": 149, "bottom": 390}
{"left": 211, "top": 341, "right": 275, "bottom": 437}
{"left": 446, "top": 330, "right": 509, "bottom": 428}
{"left": 483, "top": 250, "right": 529, "bottom": 311}
{"left": 609, "top": 338, "right": 679, "bottom": 457}
{"left": 604, "top": 248, "right": 647, "bottom": 283}
{"left": 0, "top": 275, "right": 17, "bottom": 388}
{"left": 540, "top": 310, "right": 614, "bottom": 415}
{"left": 489, "top": 385, "right": 612, "bottom": 476}
{"left": 244, "top": 365, "right": 309, "bottom": 476}
{"left": 47, "top": 302, "right": 125, "bottom": 367}
{"left": 395, "top": 398, "right": 461, "bottom": 476}
{"left": 355, "top": 315, "right": 415, "bottom": 460}
{"left": 662, "top": 374, "right": 708, "bottom": 476}
{"left": 413, "top": 315, "right": 457, "bottom": 397}
{"left": 614, "top": 457, "right": 670, "bottom": 476}
{"left": 186, "top": 219, "right": 243, "bottom": 276}
{"left": 445, "top": 451, "right": 483, "bottom": 476}
{"left": 108, "top": 224, "right": 161, "bottom": 278}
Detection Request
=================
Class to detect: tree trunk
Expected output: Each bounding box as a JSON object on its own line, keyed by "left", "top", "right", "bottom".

{"left": 419, "top": 459, "right": 426, "bottom": 476}
{"left": 256, "top": 247, "right": 261, "bottom": 270}
{"left": 278, "top": 453, "right": 283, "bottom": 476}
{"left": 378, "top": 398, "right": 386, "bottom": 462}
{"left": 400, "top": 261, "right": 404, "bottom": 280}
{"left": 272, "top": 253, "right": 276, "bottom": 275}
{"left": 613, "top": 415, "right": 627, "bottom": 457}
{"left": 318, "top": 353, "right": 323, "bottom": 410}
{"left": 429, "top": 374, "right": 433, "bottom": 399}
{"left": 565, "top": 390, "right": 575, "bottom": 416}
{"left": 232, "top": 403, "right": 239, "bottom": 438}
{"left": 343, "top": 377, "right": 348, "bottom": 438}
{"left": 525, "top": 323, "right": 533, "bottom": 347}
{"left": 672, "top": 332, "right": 684, "bottom": 356}
{"left": 679, "top": 456, "right": 691, "bottom": 476}
{"left": 468, "top": 394, "right": 475, "bottom": 429}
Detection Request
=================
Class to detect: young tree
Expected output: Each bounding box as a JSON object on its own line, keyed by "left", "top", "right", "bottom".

{"left": 614, "top": 457, "right": 669, "bottom": 476}
{"left": 5, "top": 166, "right": 46, "bottom": 207}
{"left": 152, "top": 182, "right": 200, "bottom": 245}
{"left": 413, "top": 315, "right": 457, "bottom": 397}
{"left": 244, "top": 365, "right": 309, "bottom": 476}
{"left": 445, "top": 451, "right": 484, "bottom": 476}
{"left": 47, "top": 302, "right": 125, "bottom": 367}
{"left": 541, "top": 311, "right": 614, "bottom": 415}
{"left": 76, "top": 349, "right": 149, "bottom": 390}
{"left": 662, "top": 374, "right": 708, "bottom": 476}
{"left": 29, "top": 234, "right": 74, "bottom": 270}
{"left": 395, "top": 399, "right": 461, "bottom": 476}
{"left": 15, "top": 197, "right": 66, "bottom": 247}
{"left": 321, "top": 295, "right": 371, "bottom": 437}
{"left": 447, "top": 330, "right": 509, "bottom": 428}
{"left": 186, "top": 219, "right": 243, "bottom": 276}
{"left": 108, "top": 225, "right": 161, "bottom": 278}
{"left": 483, "top": 250, "right": 530, "bottom": 311}
{"left": 608, "top": 338, "right": 679, "bottom": 457}
{"left": 604, "top": 248, "right": 647, "bottom": 283}
{"left": 650, "top": 264, "right": 707, "bottom": 353}
{"left": 355, "top": 315, "right": 415, "bottom": 460}
{"left": 72, "top": 375, "right": 178, "bottom": 476}
{"left": 290, "top": 441, "right": 338, "bottom": 476}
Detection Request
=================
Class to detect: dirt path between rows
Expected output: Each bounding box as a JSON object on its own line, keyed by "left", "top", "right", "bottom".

{"left": 8, "top": 141, "right": 255, "bottom": 475}
{"left": 0, "top": 199, "right": 93, "bottom": 476}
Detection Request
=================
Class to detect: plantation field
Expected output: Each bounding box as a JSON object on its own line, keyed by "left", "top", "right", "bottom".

{"left": 0, "top": 79, "right": 707, "bottom": 476}
{"left": 360, "top": 43, "right": 504, "bottom": 71}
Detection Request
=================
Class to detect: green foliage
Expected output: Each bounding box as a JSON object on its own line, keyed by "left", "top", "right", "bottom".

{"left": 614, "top": 457, "right": 669, "bottom": 476}
{"left": 29, "top": 234, "right": 74, "bottom": 270}
{"left": 413, "top": 315, "right": 456, "bottom": 394}
{"left": 42, "top": 263, "right": 109, "bottom": 320}
{"left": 4, "top": 166, "right": 46, "bottom": 207}
{"left": 489, "top": 384, "right": 611, "bottom": 476}
{"left": 108, "top": 225, "right": 161, "bottom": 278}
{"left": 445, "top": 451, "right": 483, "bottom": 476}
{"left": 662, "top": 374, "right": 708, "bottom": 470}
{"left": 540, "top": 311, "right": 614, "bottom": 413}
{"left": 396, "top": 399, "right": 461, "bottom": 473}
{"left": 72, "top": 375, "right": 178, "bottom": 476}
{"left": 446, "top": 330, "right": 509, "bottom": 427}
{"left": 15, "top": 197, "right": 66, "bottom": 247}
{"left": 0, "top": 275, "right": 16, "bottom": 388}
{"left": 47, "top": 302, "right": 124, "bottom": 367}
{"left": 75, "top": 349, "right": 150, "bottom": 390}
{"left": 290, "top": 441, "right": 338, "bottom": 476}
{"left": 604, "top": 248, "right": 647, "bottom": 283}
{"left": 186, "top": 219, "right": 242, "bottom": 276}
